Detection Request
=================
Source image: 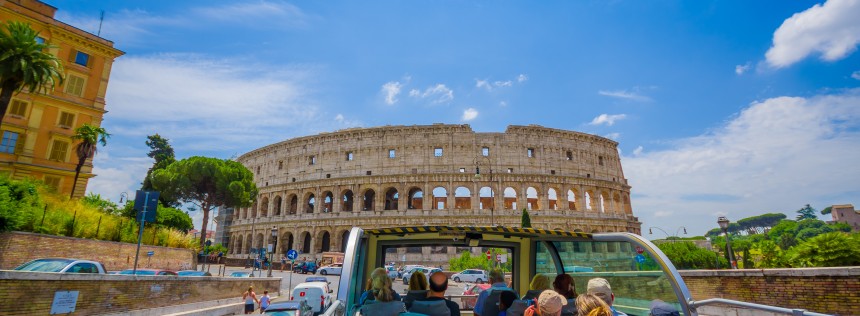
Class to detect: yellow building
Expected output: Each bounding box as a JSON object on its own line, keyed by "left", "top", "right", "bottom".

{"left": 0, "top": 0, "right": 124, "bottom": 197}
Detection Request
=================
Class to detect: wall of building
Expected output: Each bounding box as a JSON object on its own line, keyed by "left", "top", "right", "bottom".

{"left": 0, "top": 0, "right": 124, "bottom": 197}
{"left": 0, "top": 271, "right": 280, "bottom": 315}
{"left": 680, "top": 267, "right": 860, "bottom": 315}
{"left": 830, "top": 204, "right": 860, "bottom": 231}
{"left": 228, "top": 124, "right": 641, "bottom": 261}
{"left": 0, "top": 231, "right": 195, "bottom": 271}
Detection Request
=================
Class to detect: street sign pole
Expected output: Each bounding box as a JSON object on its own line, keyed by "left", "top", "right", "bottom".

{"left": 132, "top": 191, "right": 150, "bottom": 274}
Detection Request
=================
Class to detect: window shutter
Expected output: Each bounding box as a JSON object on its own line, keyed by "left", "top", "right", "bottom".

{"left": 14, "top": 133, "right": 26, "bottom": 154}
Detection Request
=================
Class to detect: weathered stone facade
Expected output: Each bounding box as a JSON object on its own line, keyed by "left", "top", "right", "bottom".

{"left": 226, "top": 124, "right": 641, "bottom": 260}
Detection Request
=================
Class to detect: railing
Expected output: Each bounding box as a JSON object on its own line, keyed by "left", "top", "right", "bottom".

{"left": 689, "top": 298, "right": 832, "bottom": 316}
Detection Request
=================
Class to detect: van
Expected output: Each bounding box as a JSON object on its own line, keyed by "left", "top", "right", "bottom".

{"left": 291, "top": 282, "right": 332, "bottom": 314}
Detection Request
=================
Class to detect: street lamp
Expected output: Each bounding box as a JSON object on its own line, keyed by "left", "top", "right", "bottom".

{"left": 475, "top": 156, "right": 494, "bottom": 226}
{"left": 717, "top": 216, "right": 737, "bottom": 269}
{"left": 648, "top": 226, "right": 687, "bottom": 243}
{"left": 268, "top": 226, "right": 278, "bottom": 277}
{"left": 119, "top": 192, "right": 128, "bottom": 204}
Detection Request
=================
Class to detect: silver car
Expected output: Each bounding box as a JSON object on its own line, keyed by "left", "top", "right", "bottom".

{"left": 13, "top": 258, "right": 106, "bottom": 274}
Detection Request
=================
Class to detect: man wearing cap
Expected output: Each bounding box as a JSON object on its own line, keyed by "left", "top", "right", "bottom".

{"left": 524, "top": 291, "right": 567, "bottom": 316}
{"left": 587, "top": 278, "right": 627, "bottom": 316}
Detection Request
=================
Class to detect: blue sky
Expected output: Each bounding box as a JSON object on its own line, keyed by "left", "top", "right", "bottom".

{"left": 46, "top": 0, "right": 860, "bottom": 237}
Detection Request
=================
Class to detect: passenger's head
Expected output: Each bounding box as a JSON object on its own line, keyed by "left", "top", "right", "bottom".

{"left": 529, "top": 273, "right": 552, "bottom": 291}
{"left": 427, "top": 271, "right": 449, "bottom": 296}
{"left": 649, "top": 300, "right": 681, "bottom": 316}
{"left": 489, "top": 268, "right": 505, "bottom": 284}
{"left": 575, "top": 293, "right": 612, "bottom": 316}
{"left": 247, "top": 286, "right": 254, "bottom": 293}
{"left": 370, "top": 267, "right": 394, "bottom": 302}
{"left": 553, "top": 274, "right": 576, "bottom": 299}
{"left": 536, "top": 290, "right": 568, "bottom": 316}
{"left": 409, "top": 271, "right": 428, "bottom": 291}
{"left": 263, "top": 290, "right": 268, "bottom": 295}
{"left": 499, "top": 290, "right": 517, "bottom": 311}
{"left": 586, "top": 278, "right": 614, "bottom": 306}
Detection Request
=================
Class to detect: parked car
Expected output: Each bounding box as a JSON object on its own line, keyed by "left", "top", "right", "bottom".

{"left": 13, "top": 258, "right": 106, "bottom": 274}
{"left": 462, "top": 283, "right": 492, "bottom": 309}
{"left": 403, "top": 267, "right": 441, "bottom": 285}
{"left": 291, "top": 282, "right": 333, "bottom": 314}
{"left": 177, "top": 270, "right": 212, "bottom": 276}
{"left": 293, "top": 262, "right": 317, "bottom": 274}
{"left": 118, "top": 269, "right": 177, "bottom": 276}
{"left": 263, "top": 300, "right": 313, "bottom": 315}
{"left": 398, "top": 264, "right": 423, "bottom": 278}
{"left": 451, "top": 269, "right": 488, "bottom": 283}
{"left": 385, "top": 265, "right": 398, "bottom": 279}
{"left": 229, "top": 271, "right": 254, "bottom": 278}
{"left": 305, "top": 276, "right": 329, "bottom": 283}
{"left": 317, "top": 263, "right": 342, "bottom": 275}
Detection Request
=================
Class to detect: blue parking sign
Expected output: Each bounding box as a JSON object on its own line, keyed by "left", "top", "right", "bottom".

{"left": 287, "top": 249, "right": 298, "bottom": 260}
{"left": 635, "top": 254, "right": 646, "bottom": 263}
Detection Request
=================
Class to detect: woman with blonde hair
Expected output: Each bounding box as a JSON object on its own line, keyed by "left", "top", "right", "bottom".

{"left": 241, "top": 286, "right": 259, "bottom": 314}
{"left": 359, "top": 267, "right": 402, "bottom": 305}
{"left": 522, "top": 273, "right": 552, "bottom": 300}
{"left": 576, "top": 293, "right": 613, "bottom": 316}
{"left": 403, "top": 270, "right": 429, "bottom": 309}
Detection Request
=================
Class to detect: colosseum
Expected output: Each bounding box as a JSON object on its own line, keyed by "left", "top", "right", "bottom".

{"left": 225, "top": 124, "right": 641, "bottom": 262}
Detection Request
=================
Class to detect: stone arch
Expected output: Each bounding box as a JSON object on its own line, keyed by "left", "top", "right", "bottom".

{"left": 305, "top": 192, "right": 315, "bottom": 213}
{"left": 613, "top": 192, "right": 622, "bottom": 214}
{"left": 504, "top": 187, "right": 517, "bottom": 210}
{"left": 286, "top": 233, "right": 295, "bottom": 252}
{"left": 280, "top": 231, "right": 293, "bottom": 254}
{"left": 454, "top": 186, "right": 471, "bottom": 209}
{"left": 322, "top": 191, "right": 333, "bottom": 213}
{"left": 273, "top": 195, "right": 282, "bottom": 216}
{"left": 432, "top": 187, "right": 447, "bottom": 210}
{"left": 585, "top": 191, "right": 593, "bottom": 210}
{"left": 623, "top": 194, "right": 632, "bottom": 214}
{"left": 599, "top": 191, "right": 608, "bottom": 213}
{"left": 316, "top": 230, "right": 331, "bottom": 253}
{"left": 245, "top": 233, "right": 252, "bottom": 254}
{"left": 340, "top": 230, "right": 350, "bottom": 252}
{"left": 526, "top": 187, "right": 539, "bottom": 210}
{"left": 288, "top": 194, "right": 298, "bottom": 214}
{"left": 260, "top": 197, "right": 269, "bottom": 217}
{"left": 234, "top": 234, "right": 243, "bottom": 254}
{"left": 547, "top": 188, "right": 558, "bottom": 210}
{"left": 407, "top": 187, "right": 423, "bottom": 209}
{"left": 479, "top": 186, "right": 494, "bottom": 210}
{"left": 384, "top": 187, "right": 399, "bottom": 210}
{"left": 342, "top": 190, "right": 354, "bottom": 212}
{"left": 299, "top": 231, "right": 312, "bottom": 254}
{"left": 567, "top": 189, "right": 577, "bottom": 210}
{"left": 255, "top": 232, "right": 264, "bottom": 249}
{"left": 362, "top": 189, "right": 376, "bottom": 211}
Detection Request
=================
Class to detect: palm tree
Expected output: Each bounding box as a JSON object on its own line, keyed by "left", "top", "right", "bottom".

{"left": 70, "top": 124, "right": 110, "bottom": 198}
{"left": 0, "top": 21, "right": 64, "bottom": 123}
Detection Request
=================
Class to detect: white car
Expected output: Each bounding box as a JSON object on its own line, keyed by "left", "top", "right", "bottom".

{"left": 403, "top": 267, "right": 442, "bottom": 285}
{"left": 450, "top": 269, "right": 488, "bottom": 283}
{"left": 317, "top": 263, "right": 342, "bottom": 275}
{"left": 13, "top": 258, "right": 106, "bottom": 274}
{"left": 291, "top": 281, "right": 333, "bottom": 314}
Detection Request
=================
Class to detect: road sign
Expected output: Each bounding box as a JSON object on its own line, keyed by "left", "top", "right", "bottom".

{"left": 636, "top": 246, "right": 645, "bottom": 254}
{"left": 287, "top": 249, "right": 298, "bottom": 260}
{"left": 205, "top": 240, "right": 212, "bottom": 247}
{"left": 267, "top": 244, "right": 273, "bottom": 252}
{"left": 50, "top": 290, "right": 79, "bottom": 314}
{"left": 500, "top": 254, "right": 508, "bottom": 263}
{"left": 486, "top": 250, "right": 491, "bottom": 259}
{"left": 133, "top": 190, "right": 159, "bottom": 222}
{"left": 147, "top": 251, "right": 154, "bottom": 257}
{"left": 635, "top": 254, "right": 646, "bottom": 263}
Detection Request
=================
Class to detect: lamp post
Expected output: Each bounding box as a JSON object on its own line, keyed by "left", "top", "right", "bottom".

{"left": 717, "top": 216, "right": 737, "bottom": 269}
{"left": 475, "top": 156, "right": 494, "bottom": 226}
{"left": 648, "top": 226, "right": 687, "bottom": 243}
{"left": 268, "top": 226, "right": 277, "bottom": 277}
{"left": 119, "top": 192, "right": 129, "bottom": 204}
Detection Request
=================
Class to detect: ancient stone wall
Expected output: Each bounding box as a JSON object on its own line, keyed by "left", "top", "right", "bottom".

{"left": 228, "top": 124, "right": 641, "bottom": 260}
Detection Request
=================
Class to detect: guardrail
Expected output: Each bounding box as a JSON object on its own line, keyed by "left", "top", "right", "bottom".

{"left": 689, "top": 298, "right": 832, "bottom": 316}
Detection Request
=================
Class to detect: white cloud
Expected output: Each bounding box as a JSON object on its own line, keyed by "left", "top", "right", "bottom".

{"left": 476, "top": 75, "right": 526, "bottom": 91}
{"left": 494, "top": 81, "right": 512, "bottom": 88}
{"left": 517, "top": 74, "right": 528, "bottom": 83}
{"left": 735, "top": 63, "right": 751, "bottom": 75}
{"left": 410, "top": 84, "right": 454, "bottom": 103}
{"left": 381, "top": 81, "right": 403, "bottom": 105}
{"left": 192, "top": 1, "right": 310, "bottom": 27}
{"left": 589, "top": 114, "right": 627, "bottom": 126}
{"left": 625, "top": 89, "right": 860, "bottom": 235}
{"left": 598, "top": 89, "right": 651, "bottom": 102}
{"left": 765, "top": 0, "right": 860, "bottom": 68}
{"left": 476, "top": 80, "right": 491, "bottom": 90}
{"left": 852, "top": 70, "right": 860, "bottom": 80}
{"left": 633, "top": 146, "right": 644, "bottom": 156}
{"left": 461, "top": 108, "right": 479, "bottom": 121}
{"left": 605, "top": 133, "right": 621, "bottom": 140}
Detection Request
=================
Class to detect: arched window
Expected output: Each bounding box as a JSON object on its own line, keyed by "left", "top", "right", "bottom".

{"left": 321, "top": 232, "right": 331, "bottom": 252}
{"left": 384, "top": 188, "right": 399, "bottom": 210}
{"left": 526, "top": 187, "right": 539, "bottom": 210}
{"left": 302, "top": 233, "right": 311, "bottom": 253}
{"left": 548, "top": 189, "right": 558, "bottom": 210}
{"left": 260, "top": 197, "right": 269, "bottom": 217}
{"left": 504, "top": 187, "right": 517, "bottom": 210}
{"left": 479, "top": 187, "right": 493, "bottom": 210}
{"left": 273, "top": 196, "right": 282, "bottom": 216}
{"left": 341, "top": 231, "right": 350, "bottom": 252}
{"left": 289, "top": 195, "right": 298, "bottom": 214}
{"left": 342, "top": 190, "right": 354, "bottom": 212}
{"left": 323, "top": 192, "right": 333, "bottom": 213}
{"left": 454, "top": 187, "right": 471, "bottom": 209}
{"left": 567, "top": 190, "right": 576, "bottom": 210}
{"left": 408, "top": 187, "right": 423, "bottom": 209}
{"left": 432, "top": 187, "right": 447, "bottom": 210}
{"left": 363, "top": 189, "right": 375, "bottom": 211}
{"left": 306, "top": 194, "right": 315, "bottom": 213}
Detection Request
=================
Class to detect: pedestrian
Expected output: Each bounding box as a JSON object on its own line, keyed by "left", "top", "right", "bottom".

{"left": 242, "top": 286, "right": 259, "bottom": 314}
{"left": 259, "top": 290, "right": 271, "bottom": 313}
{"left": 281, "top": 255, "right": 287, "bottom": 272}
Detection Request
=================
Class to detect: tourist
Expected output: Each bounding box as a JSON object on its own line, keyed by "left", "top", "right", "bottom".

{"left": 359, "top": 267, "right": 402, "bottom": 305}
{"left": 522, "top": 273, "right": 552, "bottom": 300}
{"left": 497, "top": 291, "right": 517, "bottom": 316}
{"left": 242, "top": 286, "right": 259, "bottom": 315}
{"left": 575, "top": 293, "right": 612, "bottom": 316}
{"left": 524, "top": 290, "right": 568, "bottom": 316}
{"left": 403, "top": 270, "right": 429, "bottom": 309}
{"left": 280, "top": 255, "right": 287, "bottom": 272}
{"left": 474, "top": 268, "right": 517, "bottom": 316}
{"left": 259, "top": 290, "right": 271, "bottom": 313}
{"left": 553, "top": 274, "right": 576, "bottom": 299}
{"left": 411, "top": 271, "right": 461, "bottom": 316}
{"left": 587, "top": 278, "right": 627, "bottom": 316}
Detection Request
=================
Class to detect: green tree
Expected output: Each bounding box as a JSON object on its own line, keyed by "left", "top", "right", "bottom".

{"left": 754, "top": 240, "right": 787, "bottom": 268}
{"left": 448, "top": 251, "right": 489, "bottom": 271}
{"left": 795, "top": 204, "right": 817, "bottom": 220}
{"left": 521, "top": 209, "right": 531, "bottom": 228}
{"left": 142, "top": 134, "right": 178, "bottom": 206}
{"left": 70, "top": 124, "right": 109, "bottom": 198}
{"left": 150, "top": 156, "right": 257, "bottom": 248}
{"left": 157, "top": 206, "right": 193, "bottom": 233}
{"left": 658, "top": 241, "right": 726, "bottom": 269}
{"left": 0, "top": 175, "right": 40, "bottom": 231}
{"left": 788, "top": 232, "right": 860, "bottom": 267}
{"left": 81, "top": 193, "right": 120, "bottom": 215}
{"left": 820, "top": 206, "right": 832, "bottom": 215}
{"left": 0, "top": 21, "right": 63, "bottom": 123}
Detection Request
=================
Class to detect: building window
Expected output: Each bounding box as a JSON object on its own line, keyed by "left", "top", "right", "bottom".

{"left": 278, "top": 161, "right": 283, "bottom": 170}
{"left": 8, "top": 100, "right": 27, "bottom": 117}
{"left": 551, "top": 170, "right": 556, "bottom": 175}
{"left": 482, "top": 147, "right": 489, "bottom": 156}
{"left": 58, "top": 112, "right": 75, "bottom": 129}
{"left": 366, "top": 171, "right": 372, "bottom": 176}
{"left": 507, "top": 168, "right": 513, "bottom": 173}
{"left": 64, "top": 75, "right": 85, "bottom": 97}
{"left": 434, "top": 147, "right": 443, "bottom": 157}
{"left": 43, "top": 176, "right": 61, "bottom": 191}
{"left": 48, "top": 140, "right": 69, "bottom": 161}
{"left": 309, "top": 156, "right": 316, "bottom": 165}
{"left": 566, "top": 151, "right": 573, "bottom": 161}
{"left": 459, "top": 168, "right": 466, "bottom": 173}
{"left": 35, "top": 36, "right": 45, "bottom": 44}
{"left": 527, "top": 148, "right": 535, "bottom": 158}
{"left": 389, "top": 149, "right": 395, "bottom": 158}
{"left": 0, "top": 131, "right": 19, "bottom": 154}
{"left": 598, "top": 156, "right": 604, "bottom": 166}
{"left": 346, "top": 152, "right": 354, "bottom": 161}
{"left": 73, "top": 51, "right": 89, "bottom": 67}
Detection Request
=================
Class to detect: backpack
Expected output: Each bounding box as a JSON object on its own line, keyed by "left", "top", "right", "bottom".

{"left": 409, "top": 299, "right": 451, "bottom": 316}
{"left": 481, "top": 287, "right": 516, "bottom": 316}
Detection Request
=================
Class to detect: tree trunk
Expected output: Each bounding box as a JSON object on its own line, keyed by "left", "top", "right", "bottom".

{"left": 200, "top": 201, "right": 210, "bottom": 250}
{"left": 70, "top": 154, "right": 87, "bottom": 198}
{"left": 0, "top": 80, "right": 18, "bottom": 124}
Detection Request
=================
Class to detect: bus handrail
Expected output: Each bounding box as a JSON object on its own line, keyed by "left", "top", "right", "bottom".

{"left": 689, "top": 298, "right": 832, "bottom": 316}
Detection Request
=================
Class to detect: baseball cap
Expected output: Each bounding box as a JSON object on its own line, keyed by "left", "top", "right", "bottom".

{"left": 586, "top": 278, "right": 613, "bottom": 303}
{"left": 537, "top": 290, "right": 568, "bottom": 315}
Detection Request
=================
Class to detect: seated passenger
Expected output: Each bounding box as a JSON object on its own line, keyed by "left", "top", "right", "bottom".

{"left": 522, "top": 273, "right": 552, "bottom": 300}
{"left": 410, "top": 271, "right": 461, "bottom": 316}
{"left": 497, "top": 291, "right": 517, "bottom": 316}
{"left": 524, "top": 290, "right": 568, "bottom": 316}
{"left": 475, "top": 268, "right": 518, "bottom": 316}
{"left": 359, "top": 267, "right": 403, "bottom": 305}
{"left": 575, "top": 293, "right": 612, "bottom": 316}
{"left": 649, "top": 300, "right": 680, "bottom": 316}
{"left": 586, "top": 278, "right": 627, "bottom": 316}
{"left": 403, "top": 271, "right": 429, "bottom": 309}
{"left": 552, "top": 274, "right": 576, "bottom": 299}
